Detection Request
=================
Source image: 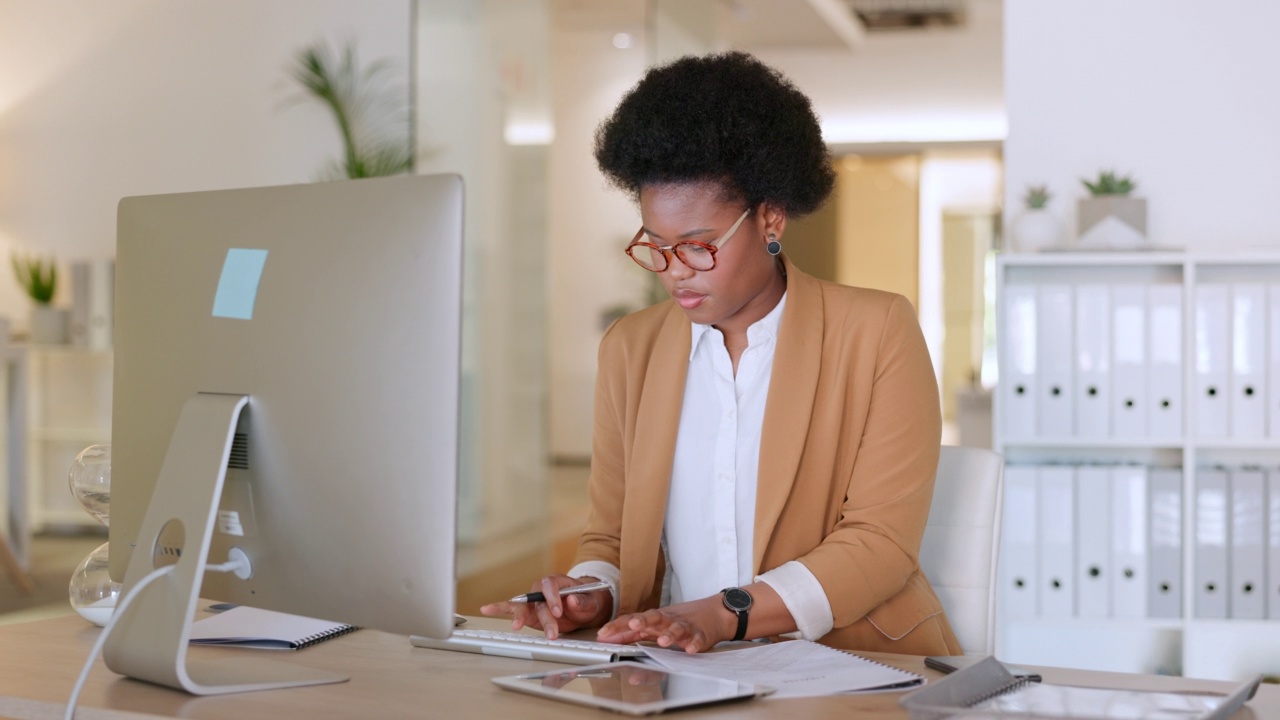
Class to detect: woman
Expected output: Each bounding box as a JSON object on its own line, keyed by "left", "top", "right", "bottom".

{"left": 482, "top": 51, "right": 960, "bottom": 656}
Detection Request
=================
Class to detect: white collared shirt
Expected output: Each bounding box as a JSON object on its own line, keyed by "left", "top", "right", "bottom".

{"left": 572, "top": 292, "right": 834, "bottom": 640}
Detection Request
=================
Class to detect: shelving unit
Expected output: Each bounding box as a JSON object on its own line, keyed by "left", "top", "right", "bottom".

{"left": 994, "top": 251, "right": 1280, "bottom": 681}
{"left": 24, "top": 345, "right": 112, "bottom": 530}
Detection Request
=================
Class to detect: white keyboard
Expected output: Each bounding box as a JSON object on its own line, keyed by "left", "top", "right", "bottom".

{"left": 410, "top": 628, "right": 648, "bottom": 665}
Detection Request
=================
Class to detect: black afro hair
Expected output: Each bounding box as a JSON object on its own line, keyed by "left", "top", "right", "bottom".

{"left": 593, "top": 51, "right": 835, "bottom": 218}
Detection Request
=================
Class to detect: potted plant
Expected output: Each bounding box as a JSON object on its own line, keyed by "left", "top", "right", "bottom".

{"left": 12, "top": 253, "right": 68, "bottom": 343}
{"left": 1077, "top": 170, "right": 1147, "bottom": 249}
{"left": 1011, "top": 184, "right": 1064, "bottom": 252}
{"left": 289, "top": 41, "right": 412, "bottom": 180}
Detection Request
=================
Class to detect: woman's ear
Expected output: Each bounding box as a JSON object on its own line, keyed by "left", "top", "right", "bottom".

{"left": 757, "top": 203, "right": 788, "bottom": 244}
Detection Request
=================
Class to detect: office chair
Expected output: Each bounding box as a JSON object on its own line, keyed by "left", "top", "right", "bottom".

{"left": 919, "top": 445, "right": 1005, "bottom": 656}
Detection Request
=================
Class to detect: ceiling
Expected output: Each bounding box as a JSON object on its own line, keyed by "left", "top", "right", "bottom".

{"left": 723, "top": 0, "right": 971, "bottom": 51}
{"left": 549, "top": 0, "right": 979, "bottom": 52}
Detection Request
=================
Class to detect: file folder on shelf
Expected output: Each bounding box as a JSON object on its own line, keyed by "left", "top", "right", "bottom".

{"left": 1110, "top": 284, "right": 1147, "bottom": 437}
{"left": 1146, "top": 284, "right": 1182, "bottom": 439}
{"left": 1269, "top": 285, "right": 1280, "bottom": 439}
{"left": 1229, "top": 284, "right": 1268, "bottom": 438}
{"left": 1037, "top": 286, "right": 1075, "bottom": 437}
{"left": 1002, "top": 285, "right": 1038, "bottom": 440}
{"left": 1269, "top": 470, "right": 1280, "bottom": 620}
{"left": 999, "top": 465, "right": 1039, "bottom": 619}
{"left": 1194, "top": 468, "right": 1230, "bottom": 619}
{"left": 1038, "top": 466, "right": 1076, "bottom": 618}
{"left": 1073, "top": 285, "right": 1111, "bottom": 438}
{"left": 1194, "top": 285, "right": 1230, "bottom": 438}
{"left": 1110, "top": 465, "right": 1148, "bottom": 618}
{"left": 1229, "top": 468, "right": 1266, "bottom": 619}
{"left": 1074, "top": 466, "right": 1111, "bottom": 618}
{"left": 1147, "top": 468, "right": 1183, "bottom": 620}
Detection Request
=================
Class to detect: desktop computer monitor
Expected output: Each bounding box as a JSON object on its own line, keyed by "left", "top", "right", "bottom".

{"left": 105, "top": 174, "right": 462, "bottom": 694}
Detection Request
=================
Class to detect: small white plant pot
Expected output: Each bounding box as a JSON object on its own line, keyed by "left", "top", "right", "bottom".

{"left": 30, "top": 305, "right": 69, "bottom": 344}
{"left": 1011, "top": 209, "right": 1064, "bottom": 252}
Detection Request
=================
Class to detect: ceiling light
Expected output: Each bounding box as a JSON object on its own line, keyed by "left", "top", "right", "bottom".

{"left": 612, "top": 33, "right": 633, "bottom": 50}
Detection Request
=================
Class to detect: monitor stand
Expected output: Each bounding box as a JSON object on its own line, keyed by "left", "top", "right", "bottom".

{"left": 102, "top": 392, "right": 348, "bottom": 695}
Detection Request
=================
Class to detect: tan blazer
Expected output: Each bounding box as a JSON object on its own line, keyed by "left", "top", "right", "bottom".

{"left": 575, "top": 256, "right": 962, "bottom": 656}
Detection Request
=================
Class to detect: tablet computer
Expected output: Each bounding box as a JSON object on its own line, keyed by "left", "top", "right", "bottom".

{"left": 492, "top": 661, "right": 774, "bottom": 715}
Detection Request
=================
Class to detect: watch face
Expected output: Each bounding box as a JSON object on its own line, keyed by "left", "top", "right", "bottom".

{"left": 723, "top": 588, "right": 752, "bottom": 612}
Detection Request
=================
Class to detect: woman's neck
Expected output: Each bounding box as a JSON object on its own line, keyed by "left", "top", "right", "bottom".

{"left": 713, "top": 263, "right": 786, "bottom": 345}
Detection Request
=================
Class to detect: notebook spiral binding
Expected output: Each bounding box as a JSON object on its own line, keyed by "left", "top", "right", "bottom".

{"left": 828, "top": 643, "right": 925, "bottom": 688}
{"left": 967, "top": 676, "right": 1037, "bottom": 707}
{"left": 297, "top": 624, "right": 359, "bottom": 649}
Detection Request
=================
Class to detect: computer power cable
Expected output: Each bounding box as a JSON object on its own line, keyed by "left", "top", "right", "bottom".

{"left": 64, "top": 550, "right": 251, "bottom": 720}
{"left": 64, "top": 564, "right": 173, "bottom": 720}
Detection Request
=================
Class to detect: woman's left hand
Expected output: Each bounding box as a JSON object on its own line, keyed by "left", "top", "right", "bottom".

{"left": 596, "top": 596, "right": 735, "bottom": 653}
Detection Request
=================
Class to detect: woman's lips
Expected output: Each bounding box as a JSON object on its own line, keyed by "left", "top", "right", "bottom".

{"left": 672, "top": 290, "right": 707, "bottom": 310}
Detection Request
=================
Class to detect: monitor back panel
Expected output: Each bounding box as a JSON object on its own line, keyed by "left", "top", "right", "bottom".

{"left": 111, "top": 174, "right": 463, "bottom": 639}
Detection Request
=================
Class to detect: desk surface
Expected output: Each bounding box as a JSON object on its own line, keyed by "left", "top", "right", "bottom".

{"left": 1, "top": 614, "right": 1276, "bottom": 720}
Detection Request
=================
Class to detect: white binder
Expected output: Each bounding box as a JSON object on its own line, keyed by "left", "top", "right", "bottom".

{"left": 1269, "top": 286, "right": 1280, "bottom": 439}
{"left": 1147, "top": 468, "right": 1183, "bottom": 619}
{"left": 999, "top": 465, "right": 1039, "bottom": 618}
{"left": 1269, "top": 470, "right": 1280, "bottom": 620}
{"left": 1074, "top": 285, "right": 1112, "bottom": 437}
{"left": 1002, "top": 285, "right": 1038, "bottom": 440}
{"left": 1195, "top": 285, "right": 1231, "bottom": 438}
{"left": 1229, "top": 284, "right": 1268, "bottom": 438}
{"left": 1110, "top": 284, "right": 1148, "bottom": 437}
{"left": 1229, "top": 468, "right": 1266, "bottom": 619}
{"left": 1146, "top": 284, "right": 1183, "bottom": 439}
{"left": 1110, "top": 465, "right": 1148, "bottom": 618}
{"left": 1037, "top": 285, "right": 1075, "bottom": 437}
{"left": 1195, "top": 468, "right": 1230, "bottom": 619}
{"left": 1038, "top": 466, "right": 1076, "bottom": 617}
{"left": 1074, "top": 466, "right": 1111, "bottom": 618}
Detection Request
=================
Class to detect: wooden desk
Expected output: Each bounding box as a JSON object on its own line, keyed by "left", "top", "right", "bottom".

{"left": 1, "top": 615, "right": 1275, "bottom": 719}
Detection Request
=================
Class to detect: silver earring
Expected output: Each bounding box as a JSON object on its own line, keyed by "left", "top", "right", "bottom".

{"left": 766, "top": 233, "right": 781, "bottom": 256}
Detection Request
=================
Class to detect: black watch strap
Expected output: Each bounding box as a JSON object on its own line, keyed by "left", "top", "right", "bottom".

{"left": 721, "top": 587, "right": 752, "bottom": 642}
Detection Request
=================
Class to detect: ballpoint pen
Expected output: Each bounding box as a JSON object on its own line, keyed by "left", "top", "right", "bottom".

{"left": 509, "top": 581, "right": 611, "bottom": 604}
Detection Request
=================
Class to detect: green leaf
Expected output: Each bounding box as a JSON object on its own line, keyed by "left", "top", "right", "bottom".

{"left": 11, "top": 253, "right": 56, "bottom": 304}
{"left": 288, "top": 40, "right": 412, "bottom": 180}
{"left": 1081, "top": 169, "right": 1137, "bottom": 196}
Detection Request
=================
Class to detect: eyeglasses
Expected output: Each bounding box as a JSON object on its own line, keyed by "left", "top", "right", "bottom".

{"left": 624, "top": 208, "right": 751, "bottom": 273}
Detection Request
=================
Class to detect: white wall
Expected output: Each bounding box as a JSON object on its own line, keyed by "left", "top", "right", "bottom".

{"left": 1004, "top": 0, "right": 1280, "bottom": 250}
{"left": 0, "top": 0, "right": 411, "bottom": 327}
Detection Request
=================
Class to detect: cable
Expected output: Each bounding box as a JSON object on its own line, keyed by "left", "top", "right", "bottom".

{"left": 65, "top": 564, "right": 173, "bottom": 720}
{"left": 65, "top": 551, "right": 250, "bottom": 719}
{"left": 206, "top": 547, "right": 252, "bottom": 578}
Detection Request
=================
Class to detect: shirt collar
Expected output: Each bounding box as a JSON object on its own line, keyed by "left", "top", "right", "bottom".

{"left": 688, "top": 292, "right": 788, "bottom": 361}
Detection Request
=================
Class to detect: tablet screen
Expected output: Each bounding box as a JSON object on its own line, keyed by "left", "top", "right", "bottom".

{"left": 492, "top": 662, "right": 772, "bottom": 715}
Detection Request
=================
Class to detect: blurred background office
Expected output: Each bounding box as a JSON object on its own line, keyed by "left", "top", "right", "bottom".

{"left": 2, "top": 0, "right": 1279, "bottom": 682}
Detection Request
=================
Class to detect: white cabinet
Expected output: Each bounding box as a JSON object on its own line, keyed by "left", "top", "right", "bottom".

{"left": 24, "top": 345, "right": 111, "bottom": 530}
{"left": 994, "top": 252, "right": 1280, "bottom": 681}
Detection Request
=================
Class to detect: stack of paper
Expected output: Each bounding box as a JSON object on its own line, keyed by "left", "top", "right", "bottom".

{"left": 640, "top": 639, "right": 923, "bottom": 699}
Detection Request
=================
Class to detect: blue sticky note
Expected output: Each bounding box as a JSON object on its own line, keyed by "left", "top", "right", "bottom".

{"left": 213, "top": 249, "right": 269, "bottom": 320}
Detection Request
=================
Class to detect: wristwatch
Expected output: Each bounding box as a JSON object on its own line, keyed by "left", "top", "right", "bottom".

{"left": 720, "top": 587, "right": 753, "bottom": 641}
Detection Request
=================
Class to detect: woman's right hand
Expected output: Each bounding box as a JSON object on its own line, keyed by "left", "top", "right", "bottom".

{"left": 479, "top": 575, "right": 612, "bottom": 639}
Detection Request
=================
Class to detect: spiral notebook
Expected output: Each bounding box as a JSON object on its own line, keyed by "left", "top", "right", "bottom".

{"left": 640, "top": 639, "right": 924, "bottom": 699}
{"left": 900, "top": 656, "right": 1261, "bottom": 720}
{"left": 189, "top": 605, "right": 358, "bottom": 650}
